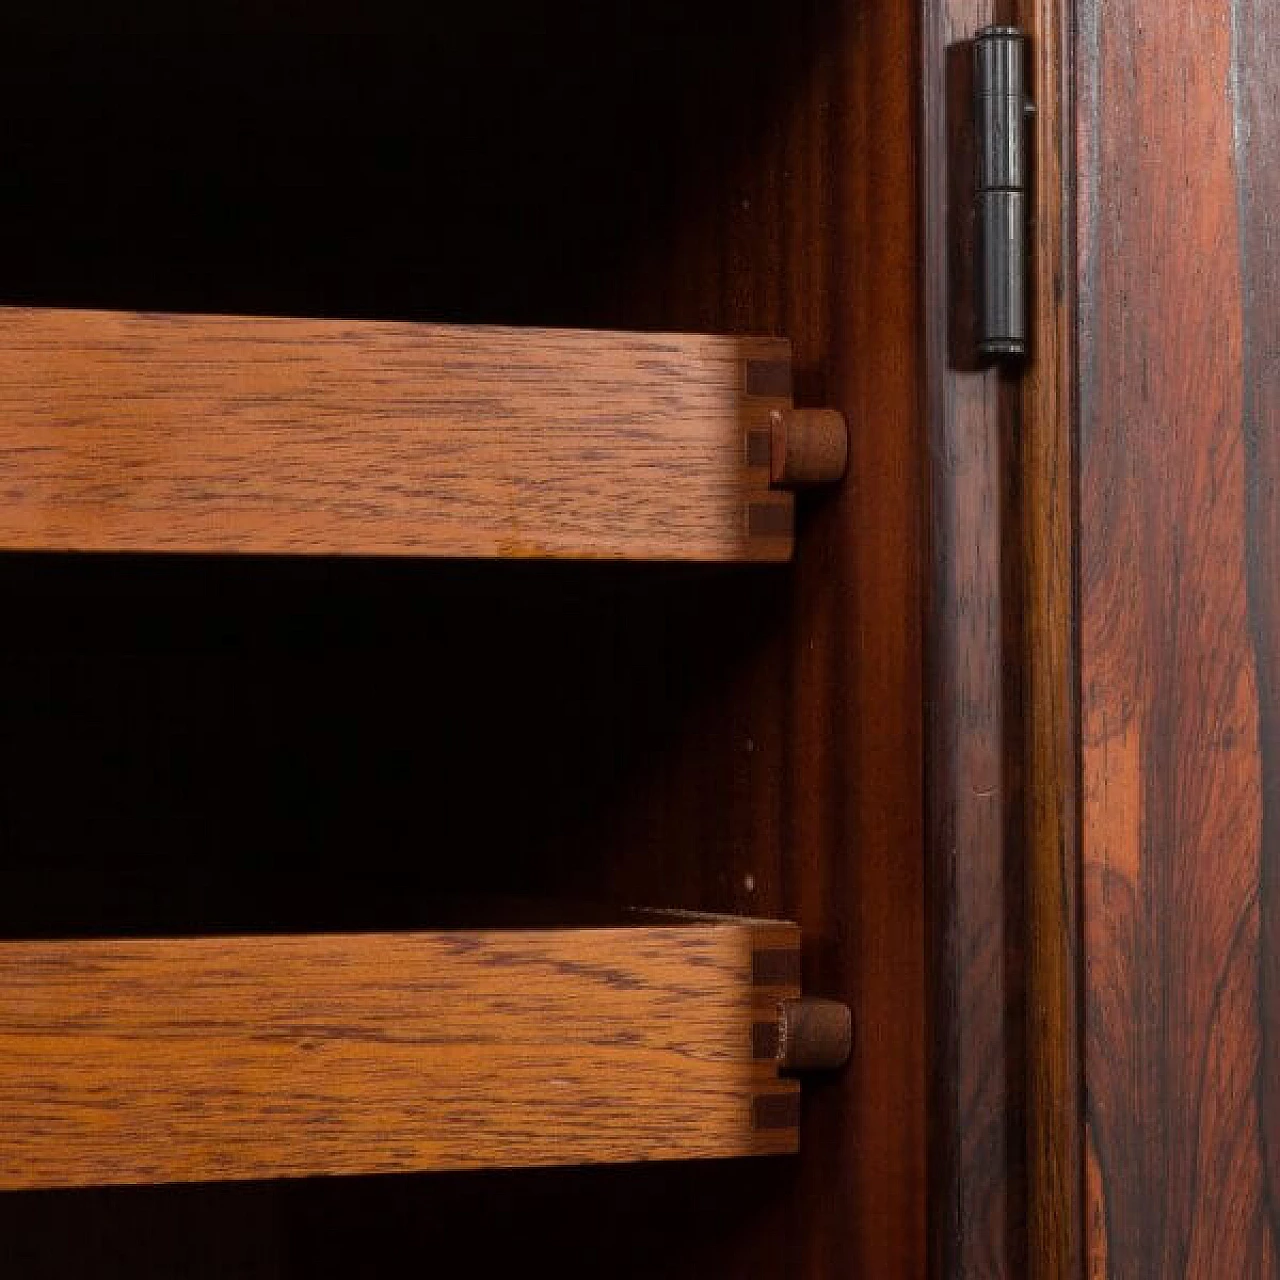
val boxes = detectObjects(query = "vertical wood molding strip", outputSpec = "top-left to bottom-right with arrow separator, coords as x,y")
0,923 -> 802,1190
0,308 -> 795,562
1020,0 -> 1084,1277
923,4 -> 1025,1278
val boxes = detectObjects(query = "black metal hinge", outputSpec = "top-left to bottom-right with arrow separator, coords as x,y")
974,25 -> 1034,361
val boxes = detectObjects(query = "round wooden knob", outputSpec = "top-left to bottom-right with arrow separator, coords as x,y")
770,409 -> 849,488
777,998 -> 853,1073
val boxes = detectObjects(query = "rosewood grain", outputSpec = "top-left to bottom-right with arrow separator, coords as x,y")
1020,0 -> 1083,1276
1078,0 -> 1280,1272
1237,0 -> 1280,1261
0,308 -> 794,562
0,923 -> 801,1190
924,3 -> 1026,1278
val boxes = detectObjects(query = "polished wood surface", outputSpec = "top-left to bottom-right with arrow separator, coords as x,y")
0,923 -> 800,1190
800,4 -> 926,1273
1237,1 -> 1280,1266
0,307 -> 793,562
591,3 -> 929,1275
923,3 -> 1025,1277
767,409 -> 848,488
1078,0 -> 1280,1271
781,2 -> 927,1273
775,998 -> 853,1073
1020,0 -> 1083,1276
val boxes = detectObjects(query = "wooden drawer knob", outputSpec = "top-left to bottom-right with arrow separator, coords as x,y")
770,408 -> 850,488
777,998 -> 853,1073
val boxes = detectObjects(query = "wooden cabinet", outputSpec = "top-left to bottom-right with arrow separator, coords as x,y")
0,12 -> 924,1278
7,2 -> 1269,1277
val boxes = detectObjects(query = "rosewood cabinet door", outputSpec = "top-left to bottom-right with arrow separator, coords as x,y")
928,0 -> 1280,1273
1072,0 -> 1280,1275
930,0 -> 1280,1277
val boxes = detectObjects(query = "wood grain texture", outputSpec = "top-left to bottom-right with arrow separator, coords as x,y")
1078,0 -> 1280,1272
809,3 -> 929,1271
768,409 -> 848,487
923,3 -> 1026,1278
0,923 -> 801,1190
1236,0 -> 1280,1263
0,307 -> 793,562
586,4 -> 930,1275
0,12 -> 928,1275
1020,0 -> 1083,1276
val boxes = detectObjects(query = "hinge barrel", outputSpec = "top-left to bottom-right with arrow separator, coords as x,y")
974,26 -> 1030,359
